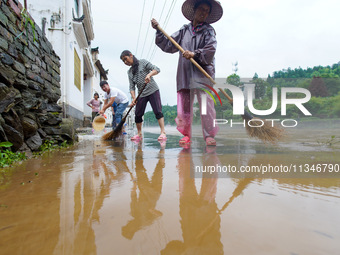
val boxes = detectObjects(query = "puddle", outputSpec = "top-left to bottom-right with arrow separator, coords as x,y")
0,125 -> 339,254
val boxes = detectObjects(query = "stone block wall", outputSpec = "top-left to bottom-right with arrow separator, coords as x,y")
0,0 -> 69,152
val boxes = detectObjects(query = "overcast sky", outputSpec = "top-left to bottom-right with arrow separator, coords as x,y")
91,0 -> 340,106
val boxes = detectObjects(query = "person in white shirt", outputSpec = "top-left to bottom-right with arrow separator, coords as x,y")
99,80 -> 129,127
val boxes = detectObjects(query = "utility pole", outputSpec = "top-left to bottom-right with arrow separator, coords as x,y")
232,61 -> 238,74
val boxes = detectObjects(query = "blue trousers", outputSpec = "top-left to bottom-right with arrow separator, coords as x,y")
114,102 -> 128,127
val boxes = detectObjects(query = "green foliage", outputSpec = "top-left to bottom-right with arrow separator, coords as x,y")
304,96 -> 338,118
0,142 -> 26,168
250,94 -> 339,119
144,105 -> 178,126
143,63 -> 340,124
317,135 -> 340,147
40,140 -> 58,151
32,140 -> 71,156
270,63 -> 340,79
309,77 -> 328,97
253,78 -> 267,99
259,62 -> 340,119
0,142 -> 13,148
15,8 -> 36,42
267,63 -> 340,99
331,95 -> 340,117
227,73 -> 242,86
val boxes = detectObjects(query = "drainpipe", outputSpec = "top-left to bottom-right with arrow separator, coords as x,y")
62,0 -> 67,118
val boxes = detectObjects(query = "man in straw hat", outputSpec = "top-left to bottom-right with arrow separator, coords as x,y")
151,0 -> 223,146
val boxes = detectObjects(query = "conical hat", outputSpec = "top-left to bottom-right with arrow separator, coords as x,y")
182,0 -> 223,24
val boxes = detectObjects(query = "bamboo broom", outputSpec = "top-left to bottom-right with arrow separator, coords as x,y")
156,24 -> 284,144
102,83 -> 148,141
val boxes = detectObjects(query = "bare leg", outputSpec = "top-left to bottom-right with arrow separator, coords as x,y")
136,123 -> 142,137
158,117 -> 165,135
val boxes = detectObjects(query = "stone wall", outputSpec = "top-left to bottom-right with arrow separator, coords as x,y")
0,0 -> 70,153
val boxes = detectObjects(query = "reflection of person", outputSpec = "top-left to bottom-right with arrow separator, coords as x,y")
87,92 -> 102,121
110,140 -> 135,180
121,145 -> 165,240
99,80 -> 129,128
120,50 -> 166,141
111,101 -> 117,127
151,0 -> 223,146
161,146 -> 223,254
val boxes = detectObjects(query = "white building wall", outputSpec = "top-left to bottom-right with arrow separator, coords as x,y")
83,77 -> 92,117
25,0 -> 97,126
92,68 -> 113,126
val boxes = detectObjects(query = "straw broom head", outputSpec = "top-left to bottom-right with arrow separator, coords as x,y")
245,117 -> 285,144
101,120 -> 125,141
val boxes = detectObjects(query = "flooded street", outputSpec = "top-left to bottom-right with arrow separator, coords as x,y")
1,123 -> 340,255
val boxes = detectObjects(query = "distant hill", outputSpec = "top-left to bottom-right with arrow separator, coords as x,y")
268,61 -> 340,79
143,62 -> 340,125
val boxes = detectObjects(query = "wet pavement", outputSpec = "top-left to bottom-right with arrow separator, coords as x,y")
1,124 -> 340,255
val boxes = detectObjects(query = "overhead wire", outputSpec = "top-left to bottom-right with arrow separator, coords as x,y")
149,0 -> 176,61
163,0 -> 177,30
145,0 -> 168,60
140,0 -> 157,58
150,0 -> 177,61
135,0 -> 146,56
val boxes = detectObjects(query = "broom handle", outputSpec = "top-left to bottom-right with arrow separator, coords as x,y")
156,25 -> 233,104
122,83 -> 148,120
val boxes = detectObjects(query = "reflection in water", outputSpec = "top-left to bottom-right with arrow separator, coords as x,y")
0,130 -> 340,255
122,141 -> 165,240
54,140 -> 115,254
162,146 -> 222,254
162,146 -> 252,255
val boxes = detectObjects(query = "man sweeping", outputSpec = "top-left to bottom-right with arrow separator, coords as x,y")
151,0 -> 223,146
99,80 -> 129,128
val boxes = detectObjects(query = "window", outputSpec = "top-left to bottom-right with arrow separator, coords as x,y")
74,49 -> 81,91
74,0 -> 79,16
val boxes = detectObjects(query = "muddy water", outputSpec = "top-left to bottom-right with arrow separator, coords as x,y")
1,125 -> 340,255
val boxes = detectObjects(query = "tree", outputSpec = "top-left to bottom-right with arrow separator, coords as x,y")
309,77 -> 329,97
227,73 -> 241,86
253,78 -> 267,99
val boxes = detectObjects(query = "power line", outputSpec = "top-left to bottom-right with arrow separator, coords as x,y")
158,0 -> 168,25
150,0 -> 176,61
140,0 -> 157,58
150,0 -> 178,61
135,0 -> 146,56
146,0 -> 168,60
163,0 -> 177,30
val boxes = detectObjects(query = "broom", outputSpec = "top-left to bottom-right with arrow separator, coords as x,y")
102,83 -> 148,141
196,178 -> 253,240
156,25 -> 284,144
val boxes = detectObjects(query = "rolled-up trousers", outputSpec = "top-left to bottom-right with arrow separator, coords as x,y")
175,89 -> 219,140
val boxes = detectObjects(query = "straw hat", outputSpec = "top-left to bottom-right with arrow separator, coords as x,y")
182,0 -> 223,24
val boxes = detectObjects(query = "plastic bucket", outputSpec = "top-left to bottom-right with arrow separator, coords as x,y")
92,115 -> 106,131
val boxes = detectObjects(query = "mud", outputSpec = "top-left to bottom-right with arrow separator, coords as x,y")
0,124 -> 339,255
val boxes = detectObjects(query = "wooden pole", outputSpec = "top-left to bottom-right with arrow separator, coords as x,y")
156,25 -> 234,104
